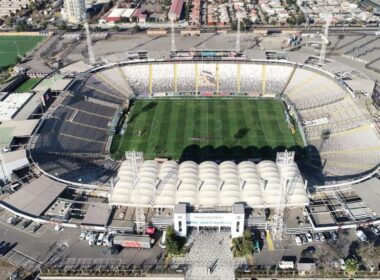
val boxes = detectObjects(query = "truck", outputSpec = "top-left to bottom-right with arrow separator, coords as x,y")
112,234 -> 154,249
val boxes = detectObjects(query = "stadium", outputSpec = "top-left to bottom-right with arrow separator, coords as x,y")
2,53 -> 380,239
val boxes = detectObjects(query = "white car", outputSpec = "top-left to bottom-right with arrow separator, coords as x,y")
370,226 -> 380,236
318,232 -> 325,242
85,231 -> 93,240
79,232 -> 86,240
356,229 -> 368,242
54,224 -> 63,231
295,236 -> 302,245
306,233 -> 313,243
338,259 -> 346,270
313,233 -> 320,242
97,232 -> 105,246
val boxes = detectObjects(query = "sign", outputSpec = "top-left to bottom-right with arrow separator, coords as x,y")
186,213 -> 238,227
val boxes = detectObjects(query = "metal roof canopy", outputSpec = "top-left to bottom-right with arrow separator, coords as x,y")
1,176 -> 67,217
82,203 -> 112,226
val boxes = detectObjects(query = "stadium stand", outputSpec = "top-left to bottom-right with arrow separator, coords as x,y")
29,60 -> 380,186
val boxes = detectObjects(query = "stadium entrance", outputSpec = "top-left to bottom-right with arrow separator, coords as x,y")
173,203 -> 245,238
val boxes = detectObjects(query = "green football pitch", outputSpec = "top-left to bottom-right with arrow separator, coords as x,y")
111,98 -> 303,161
0,36 -> 45,68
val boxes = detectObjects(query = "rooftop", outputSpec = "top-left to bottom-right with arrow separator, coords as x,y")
0,92 -> 33,122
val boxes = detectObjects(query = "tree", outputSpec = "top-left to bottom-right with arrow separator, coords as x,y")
345,258 -> 359,276
165,226 -> 186,256
357,242 -> 380,272
232,230 -> 254,257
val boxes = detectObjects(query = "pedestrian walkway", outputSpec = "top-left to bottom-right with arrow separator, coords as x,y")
265,230 -> 275,251
172,230 -> 246,280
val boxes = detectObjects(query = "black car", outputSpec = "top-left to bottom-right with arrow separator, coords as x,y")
323,232 -> 332,240
30,223 -> 42,233
302,246 -> 316,257
22,220 -> 32,229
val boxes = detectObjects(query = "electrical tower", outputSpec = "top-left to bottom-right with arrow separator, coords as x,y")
271,151 -> 296,240
83,14 -> 95,65
319,14 -> 332,65
125,151 -> 145,233
171,20 -> 176,53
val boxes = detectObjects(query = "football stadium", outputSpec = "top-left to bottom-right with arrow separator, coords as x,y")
1,54 -> 380,241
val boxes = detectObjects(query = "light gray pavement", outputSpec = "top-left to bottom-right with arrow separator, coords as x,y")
172,231 -> 245,280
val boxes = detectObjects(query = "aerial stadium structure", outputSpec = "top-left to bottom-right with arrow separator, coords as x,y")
25,58 -> 380,238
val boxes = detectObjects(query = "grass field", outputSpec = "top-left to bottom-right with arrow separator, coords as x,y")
0,36 -> 45,68
111,98 -> 303,161
15,78 -> 42,92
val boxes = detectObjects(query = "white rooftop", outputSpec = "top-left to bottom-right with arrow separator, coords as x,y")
0,93 -> 33,122
110,160 -> 309,209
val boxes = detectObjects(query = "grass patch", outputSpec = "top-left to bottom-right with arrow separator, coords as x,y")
0,36 -> 45,68
14,78 -> 42,92
111,97 -> 303,161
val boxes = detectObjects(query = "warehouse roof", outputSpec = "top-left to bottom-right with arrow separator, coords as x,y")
110,160 -> 309,208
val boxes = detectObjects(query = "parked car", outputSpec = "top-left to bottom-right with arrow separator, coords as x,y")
97,232 -> 105,246
300,234 -> 308,244
11,216 -> 22,226
356,229 -> 368,242
295,235 -> 302,245
22,220 -> 32,229
370,226 -> 380,236
79,232 -> 87,240
313,233 -> 320,242
318,232 -> 326,242
302,246 -> 316,257
7,217 -> 16,224
85,231 -> 93,240
30,223 -> 42,233
323,232 -> 331,240
338,258 -> 346,270
331,231 -> 338,241
305,233 -> 313,243
54,224 -> 63,231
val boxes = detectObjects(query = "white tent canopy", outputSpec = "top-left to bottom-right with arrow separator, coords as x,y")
110,159 -> 309,208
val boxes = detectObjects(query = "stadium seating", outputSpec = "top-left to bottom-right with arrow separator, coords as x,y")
30,61 -> 380,186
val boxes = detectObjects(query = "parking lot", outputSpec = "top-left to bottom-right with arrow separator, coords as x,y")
0,209 -> 48,237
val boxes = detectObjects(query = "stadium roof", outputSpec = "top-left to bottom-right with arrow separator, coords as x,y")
110,160 -> 309,209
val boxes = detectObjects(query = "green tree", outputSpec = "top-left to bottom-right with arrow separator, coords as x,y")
165,226 -> 186,256
357,242 -> 380,272
345,258 -> 359,276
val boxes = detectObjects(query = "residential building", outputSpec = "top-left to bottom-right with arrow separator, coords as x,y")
0,0 -> 34,18
63,0 -> 86,24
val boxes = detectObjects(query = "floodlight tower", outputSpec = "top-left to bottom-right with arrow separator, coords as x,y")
83,13 -> 95,65
271,151 -> 296,240
236,19 -> 241,53
171,20 -> 176,53
319,14 -> 332,66
125,151 -> 145,233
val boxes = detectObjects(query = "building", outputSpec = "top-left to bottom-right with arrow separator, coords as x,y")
62,0 -> 86,24
109,153 -> 309,238
0,0 -> 34,18
168,0 -> 184,21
